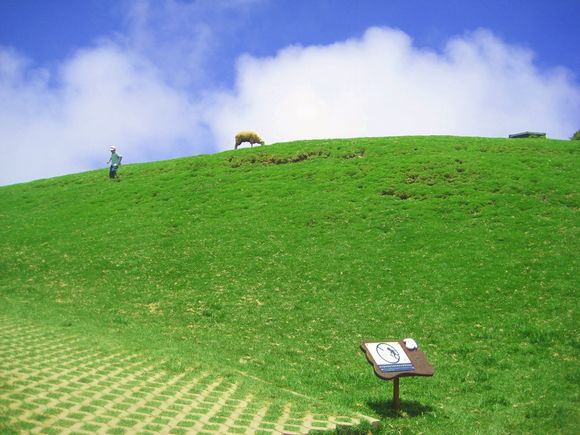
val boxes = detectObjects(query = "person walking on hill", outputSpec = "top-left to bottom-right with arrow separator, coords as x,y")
107,146 -> 123,179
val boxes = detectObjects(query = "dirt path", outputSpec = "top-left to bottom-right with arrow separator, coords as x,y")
0,315 -> 376,434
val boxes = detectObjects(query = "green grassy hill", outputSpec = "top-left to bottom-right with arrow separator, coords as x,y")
1,136 -> 578,433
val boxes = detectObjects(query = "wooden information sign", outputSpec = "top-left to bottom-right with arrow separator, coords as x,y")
361,339 -> 434,411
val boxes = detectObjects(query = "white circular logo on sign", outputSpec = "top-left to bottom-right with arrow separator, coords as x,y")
376,343 -> 400,363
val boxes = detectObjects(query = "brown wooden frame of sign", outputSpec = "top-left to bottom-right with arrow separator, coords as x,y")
361,339 -> 434,411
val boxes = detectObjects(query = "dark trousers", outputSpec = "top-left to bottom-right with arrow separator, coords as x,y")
109,165 -> 118,179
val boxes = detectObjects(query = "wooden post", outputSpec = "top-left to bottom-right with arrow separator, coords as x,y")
393,378 -> 400,411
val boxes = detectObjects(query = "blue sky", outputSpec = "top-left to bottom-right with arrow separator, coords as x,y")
1,0 -> 579,185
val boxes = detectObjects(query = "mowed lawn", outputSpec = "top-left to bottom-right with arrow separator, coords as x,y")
1,136 -> 578,433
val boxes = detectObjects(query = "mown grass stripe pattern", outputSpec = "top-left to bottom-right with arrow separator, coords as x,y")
0,315 -> 371,433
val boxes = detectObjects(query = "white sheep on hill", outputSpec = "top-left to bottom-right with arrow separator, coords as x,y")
234,131 -> 265,149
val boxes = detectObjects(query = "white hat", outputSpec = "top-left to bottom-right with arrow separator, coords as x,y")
110,146 -> 116,151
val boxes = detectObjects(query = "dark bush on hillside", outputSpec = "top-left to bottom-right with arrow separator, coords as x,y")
571,130 -> 580,140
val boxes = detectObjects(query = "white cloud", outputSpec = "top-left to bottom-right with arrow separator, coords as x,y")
0,43 -> 208,186
125,0 -> 265,90
0,0 -> 264,186
206,27 -> 580,149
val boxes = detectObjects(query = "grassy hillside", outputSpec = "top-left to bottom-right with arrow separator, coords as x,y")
1,136 -> 578,433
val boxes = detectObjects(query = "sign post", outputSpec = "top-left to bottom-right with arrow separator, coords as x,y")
361,339 -> 434,411
393,378 -> 400,411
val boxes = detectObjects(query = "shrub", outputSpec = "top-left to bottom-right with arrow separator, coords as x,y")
571,130 -> 580,140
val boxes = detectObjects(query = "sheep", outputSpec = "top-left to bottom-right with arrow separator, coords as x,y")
234,130 -> 265,149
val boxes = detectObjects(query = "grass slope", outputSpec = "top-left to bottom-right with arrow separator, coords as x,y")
1,136 -> 578,433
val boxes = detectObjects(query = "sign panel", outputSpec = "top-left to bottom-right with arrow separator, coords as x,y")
364,342 -> 415,373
